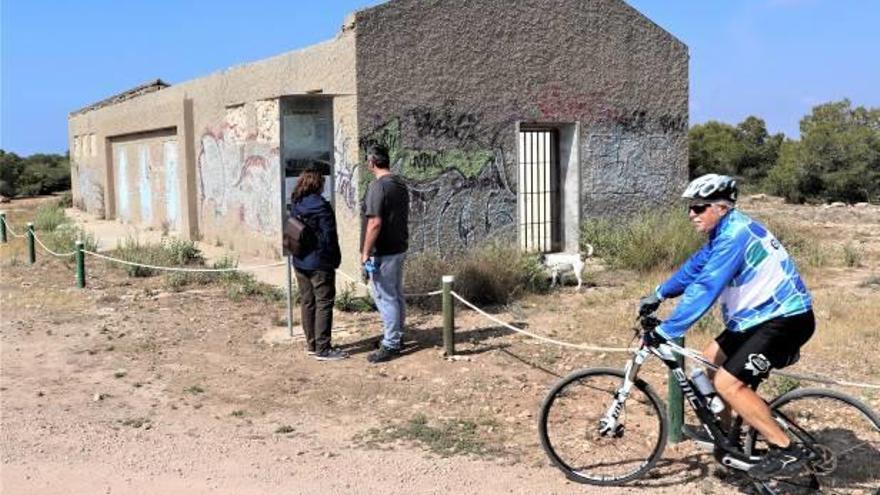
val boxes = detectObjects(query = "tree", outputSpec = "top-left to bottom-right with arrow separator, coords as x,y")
766,100 -> 880,203
688,117 -> 783,183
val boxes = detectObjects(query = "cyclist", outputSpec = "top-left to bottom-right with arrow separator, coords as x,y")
638,173 -> 816,480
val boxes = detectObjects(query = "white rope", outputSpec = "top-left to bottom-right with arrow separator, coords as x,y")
664,338 -> 880,390
451,291 -> 634,353
31,232 -> 77,258
83,250 -> 285,273
0,216 -> 27,238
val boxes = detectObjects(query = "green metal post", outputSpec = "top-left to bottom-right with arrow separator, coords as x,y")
76,241 -> 85,288
668,336 -> 685,443
27,222 -> 36,264
442,275 -> 455,356
0,212 -> 7,243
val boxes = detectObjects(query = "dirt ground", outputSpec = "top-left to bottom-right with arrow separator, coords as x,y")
1,196 -> 879,494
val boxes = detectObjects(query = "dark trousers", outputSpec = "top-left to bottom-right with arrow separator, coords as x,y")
294,268 -> 336,353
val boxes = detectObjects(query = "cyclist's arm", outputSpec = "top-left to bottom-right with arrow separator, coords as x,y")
655,231 -> 748,340
654,242 -> 712,300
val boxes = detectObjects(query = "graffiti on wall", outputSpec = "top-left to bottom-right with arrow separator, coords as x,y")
361,106 -> 517,255
115,148 -> 130,222
537,83 -> 687,134
333,126 -> 359,212
138,145 -> 153,224
75,165 -> 105,217
163,141 -> 180,231
197,127 -> 280,237
586,131 -> 677,193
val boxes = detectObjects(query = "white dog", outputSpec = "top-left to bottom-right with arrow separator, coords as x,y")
543,244 -> 594,290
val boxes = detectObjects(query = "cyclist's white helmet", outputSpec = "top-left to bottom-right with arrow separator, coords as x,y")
682,174 -> 738,203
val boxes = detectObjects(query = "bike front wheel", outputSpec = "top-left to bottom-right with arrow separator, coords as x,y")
747,388 -> 880,494
538,367 -> 668,485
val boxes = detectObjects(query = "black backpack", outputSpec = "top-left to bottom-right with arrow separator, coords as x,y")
283,215 -> 317,257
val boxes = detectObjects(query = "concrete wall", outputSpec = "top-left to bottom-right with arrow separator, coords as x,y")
69,29 -> 357,260
355,0 -> 688,256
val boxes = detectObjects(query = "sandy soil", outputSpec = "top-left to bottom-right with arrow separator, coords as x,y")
1,196 -> 878,494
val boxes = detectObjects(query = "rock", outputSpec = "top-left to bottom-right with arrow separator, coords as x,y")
748,193 -> 767,201
0,195 -> 10,203
854,202 -> 870,208
93,393 -> 106,402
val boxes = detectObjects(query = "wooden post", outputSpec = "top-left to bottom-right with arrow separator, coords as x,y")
668,336 -> 685,443
0,212 -> 7,243
286,255 -> 294,338
442,275 -> 455,356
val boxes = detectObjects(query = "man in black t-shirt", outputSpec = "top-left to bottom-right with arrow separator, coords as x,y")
361,144 -> 410,363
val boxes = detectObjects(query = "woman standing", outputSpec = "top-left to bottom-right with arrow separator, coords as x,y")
289,168 -> 347,361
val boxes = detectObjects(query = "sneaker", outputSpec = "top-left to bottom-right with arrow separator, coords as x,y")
306,348 -> 317,356
749,443 -> 813,480
367,345 -> 400,364
682,424 -> 714,449
314,348 -> 349,361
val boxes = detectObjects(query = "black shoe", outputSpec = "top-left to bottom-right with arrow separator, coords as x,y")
367,346 -> 400,364
314,348 -> 349,361
682,424 -> 714,449
749,443 -> 813,480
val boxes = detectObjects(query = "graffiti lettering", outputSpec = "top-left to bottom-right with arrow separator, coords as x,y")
408,106 -> 481,144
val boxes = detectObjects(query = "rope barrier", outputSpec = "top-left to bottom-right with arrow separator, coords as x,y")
82,250 -> 286,273
0,216 -> 27,238
664,337 -> 880,390
31,232 -> 77,258
450,291 -> 635,353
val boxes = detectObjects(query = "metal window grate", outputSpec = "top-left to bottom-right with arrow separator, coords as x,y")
518,129 -> 561,253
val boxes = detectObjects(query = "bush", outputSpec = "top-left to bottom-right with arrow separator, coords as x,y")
405,244 -> 550,309
57,191 -> 73,208
112,237 -> 204,277
335,282 -> 375,312
41,224 -> 98,255
580,208 -> 703,272
33,203 -> 70,232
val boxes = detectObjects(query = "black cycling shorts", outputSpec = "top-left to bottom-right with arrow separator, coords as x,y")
715,310 -> 815,387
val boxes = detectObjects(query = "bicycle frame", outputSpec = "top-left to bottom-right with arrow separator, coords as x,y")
601,340 -> 762,471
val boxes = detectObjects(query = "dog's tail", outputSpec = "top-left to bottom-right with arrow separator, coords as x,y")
582,243 -> 595,260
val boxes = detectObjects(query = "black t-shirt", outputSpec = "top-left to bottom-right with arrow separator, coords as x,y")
362,174 -> 410,256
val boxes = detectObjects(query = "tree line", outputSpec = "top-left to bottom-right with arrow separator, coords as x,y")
690,99 -> 880,204
0,150 -> 71,198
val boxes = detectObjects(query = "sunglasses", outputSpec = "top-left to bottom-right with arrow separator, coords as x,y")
688,203 -> 712,215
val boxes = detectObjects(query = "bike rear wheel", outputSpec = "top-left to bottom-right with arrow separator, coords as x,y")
746,388 -> 880,494
538,368 -> 667,485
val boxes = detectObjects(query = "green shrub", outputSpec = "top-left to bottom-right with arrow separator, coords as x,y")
580,209 -> 703,272
33,203 -> 70,232
41,224 -> 98,256
335,282 -> 375,312
112,237 -> 204,277
405,244 -> 550,308
57,191 -> 73,208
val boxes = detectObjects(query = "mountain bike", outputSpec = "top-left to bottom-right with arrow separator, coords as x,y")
538,314 -> 880,494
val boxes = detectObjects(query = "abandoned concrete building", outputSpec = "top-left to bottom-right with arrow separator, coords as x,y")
68,0 -> 688,278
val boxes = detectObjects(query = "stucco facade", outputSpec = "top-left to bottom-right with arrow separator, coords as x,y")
69,0 -> 687,270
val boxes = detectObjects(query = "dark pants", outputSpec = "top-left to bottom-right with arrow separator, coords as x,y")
294,269 -> 336,354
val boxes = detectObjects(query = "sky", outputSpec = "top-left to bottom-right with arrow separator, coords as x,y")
1,0 -> 878,156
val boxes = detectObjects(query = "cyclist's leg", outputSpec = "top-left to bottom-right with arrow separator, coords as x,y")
702,341 -> 734,428
715,369 -> 790,447
713,311 -> 815,449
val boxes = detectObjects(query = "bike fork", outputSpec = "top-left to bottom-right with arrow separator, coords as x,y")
599,349 -> 650,436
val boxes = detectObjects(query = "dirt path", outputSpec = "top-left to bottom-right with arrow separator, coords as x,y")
3,196 -> 879,494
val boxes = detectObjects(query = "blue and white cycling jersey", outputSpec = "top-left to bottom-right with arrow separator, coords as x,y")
654,209 -> 812,340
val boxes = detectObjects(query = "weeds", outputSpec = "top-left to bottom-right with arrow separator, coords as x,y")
580,208 -> 703,272
842,243 -> 863,268
335,282 -> 375,312
112,237 -> 203,277
41,223 -> 98,255
33,203 -> 70,232
274,425 -> 295,434
119,417 -> 152,429
405,245 -> 550,309
860,274 -> 880,288
355,414 -> 499,458
184,385 -> 204,395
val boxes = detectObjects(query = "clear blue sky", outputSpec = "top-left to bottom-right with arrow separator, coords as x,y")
2,0 -> 878,156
